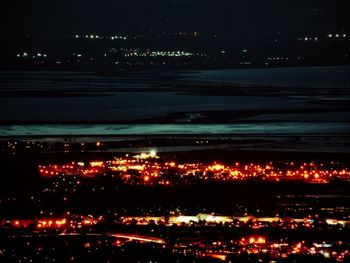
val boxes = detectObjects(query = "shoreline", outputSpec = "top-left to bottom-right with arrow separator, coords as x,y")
1,133 -> 350,155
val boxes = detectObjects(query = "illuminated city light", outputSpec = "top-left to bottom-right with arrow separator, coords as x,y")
90,161 -> 104,167
149,150 -> 157,157
38,156 -> 350,187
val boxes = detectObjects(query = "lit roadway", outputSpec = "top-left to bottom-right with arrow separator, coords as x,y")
107,233 -> 165,244
58,232 -> 165,244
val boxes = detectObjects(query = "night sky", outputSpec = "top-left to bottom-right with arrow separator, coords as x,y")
1,0 -> 348,38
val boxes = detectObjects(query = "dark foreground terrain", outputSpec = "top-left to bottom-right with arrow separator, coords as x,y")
0,137 -> 350,262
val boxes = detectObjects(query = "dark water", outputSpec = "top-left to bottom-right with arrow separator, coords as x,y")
190,66 -> 350,88
0,66 -> 349,136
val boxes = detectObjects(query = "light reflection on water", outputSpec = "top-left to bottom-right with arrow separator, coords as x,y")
1,123 -> 350,136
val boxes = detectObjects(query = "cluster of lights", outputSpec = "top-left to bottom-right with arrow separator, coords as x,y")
328,33 -> 347,38
122,50 -> 195,58
303,37 -> 318,42
16,52 -> 47,58
37,218 -> 66,228
5,215 -> 101,230
74,34 -> 127,40
267,57 -> 289,61
150,51 -> 193,57
119,214 -> 350,228
3,213 -> 350,262
111,36 -> 127,40
134,150 -> 158,159
38,155 -> 350,186
173,238 -> 350,262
